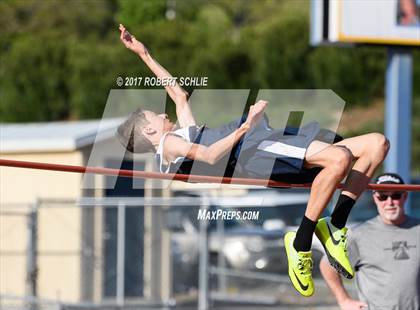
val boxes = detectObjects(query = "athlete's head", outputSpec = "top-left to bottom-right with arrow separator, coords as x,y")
373,173 -> 407,225
117,108 -> 175,153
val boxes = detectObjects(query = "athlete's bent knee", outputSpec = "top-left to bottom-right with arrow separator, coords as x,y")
329,147 -> 353,179
370,133 -> 389,162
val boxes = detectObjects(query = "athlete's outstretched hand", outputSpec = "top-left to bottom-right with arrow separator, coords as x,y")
338,298 -> 368,310
243,100 -> 268,130
119,24 -> 148,57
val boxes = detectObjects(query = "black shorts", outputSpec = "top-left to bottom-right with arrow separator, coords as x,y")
241,127 -> 343,184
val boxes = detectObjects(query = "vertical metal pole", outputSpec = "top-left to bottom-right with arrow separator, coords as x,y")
26,199 -> 38,310
116,202 -> 126,305
385,48 -> 412,213
216,215 -> 226,292
198,197 -> 209,310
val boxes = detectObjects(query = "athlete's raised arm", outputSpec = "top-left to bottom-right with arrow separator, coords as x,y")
119,24 -> 195,128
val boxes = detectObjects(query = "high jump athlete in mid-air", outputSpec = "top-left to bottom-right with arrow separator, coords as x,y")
117,24 -> 389,296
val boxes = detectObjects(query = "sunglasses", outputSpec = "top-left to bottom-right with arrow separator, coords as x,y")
375,192 -> 404,201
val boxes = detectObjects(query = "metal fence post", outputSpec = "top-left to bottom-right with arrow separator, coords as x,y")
116,202 -> 126,306
216,215 -> 227,293
198,196 -> 210,310
26,199 -> 39,310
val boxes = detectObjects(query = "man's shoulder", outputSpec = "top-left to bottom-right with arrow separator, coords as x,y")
348,217 -> 379,237
351,216 -> 379,229
349,216 -> 420,235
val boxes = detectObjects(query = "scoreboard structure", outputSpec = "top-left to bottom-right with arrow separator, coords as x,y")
311,0 -> 420,47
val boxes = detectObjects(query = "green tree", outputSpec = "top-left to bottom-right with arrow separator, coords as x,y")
0,0 -> 116,121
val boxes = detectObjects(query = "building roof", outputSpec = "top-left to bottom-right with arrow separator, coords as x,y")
0,118 -> 123,153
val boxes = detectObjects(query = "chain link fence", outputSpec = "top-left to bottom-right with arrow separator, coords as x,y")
0,195 -> 351,309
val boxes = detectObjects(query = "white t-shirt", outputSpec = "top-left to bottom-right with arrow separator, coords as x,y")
155,126 -> 196,173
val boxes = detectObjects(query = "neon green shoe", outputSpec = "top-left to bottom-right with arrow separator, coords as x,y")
284,231 -> 314,297
315,217 -> 354,279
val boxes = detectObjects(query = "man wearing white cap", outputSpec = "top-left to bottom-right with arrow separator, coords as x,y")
320,173 -> 420,310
